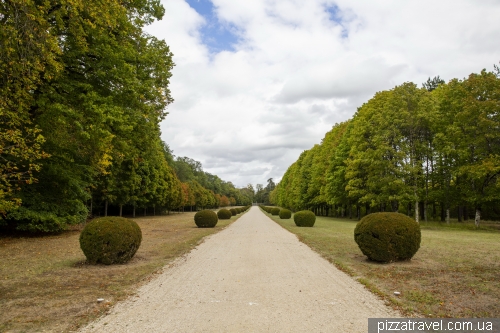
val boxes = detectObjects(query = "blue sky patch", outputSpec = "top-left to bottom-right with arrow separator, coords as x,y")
186,0 -> 240,53
325,4 -> 349,38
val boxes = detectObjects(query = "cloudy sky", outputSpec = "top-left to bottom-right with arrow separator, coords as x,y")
145,0 -> 500,188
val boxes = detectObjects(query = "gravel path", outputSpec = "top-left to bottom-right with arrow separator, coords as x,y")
79,206 -> 398,333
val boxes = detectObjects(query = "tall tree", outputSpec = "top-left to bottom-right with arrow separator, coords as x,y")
423,76 -> 445,92
436,71 -> 500,226
0,1 -> 58,217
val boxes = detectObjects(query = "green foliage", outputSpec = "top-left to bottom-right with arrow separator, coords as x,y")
422,76 -> 445,91
229,208 -> 237,216
194,210 -> 218,228
172,157 -> 251,207
354,212 -> 421,262
79,217 -> 142,265
217,209 -> 232,219
0,0 -> 252,233
294,210 -> 316,227
0,0 -> 56,216
279,209 -> 292,219
273,66 -> 500,224
254,179 -> 275,204
271,208 -> 280,215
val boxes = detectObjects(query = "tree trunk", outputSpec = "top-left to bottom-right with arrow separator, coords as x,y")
349,204 -> 352,219
446,209 -> 450,224
464,206 -> 468,221
420,202 -> 425,222
119,204 -> 123,217
105,200 -> 108,217
407,202 -> 412,217
144,207 -> 146,216
153,205 -> 156,216
458,206 -> 463,222
133,205 -> 136,218
440,204 -> 445,222
424,202 -> 427,222
356,205 -> 360,220
475,208 -> 481,227
365,203 -> 370,216
415,200 -> 419,223
425,154 -> 429,222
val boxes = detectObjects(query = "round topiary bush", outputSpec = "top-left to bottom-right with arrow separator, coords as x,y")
194,210 -> 218,228
294,210 -> 316,227
279,209 -> 292,219
354,212 -> 421,263
230,208 -> 237,216
217,209 -> 232,220
235,208 -> 241,214
79,217 -> 142,265
271,207 -> 280,215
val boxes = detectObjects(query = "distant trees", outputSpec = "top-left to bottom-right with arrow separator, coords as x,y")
254,178 -> 275,204
168,156 -> 252,209
273,67 -> 500,226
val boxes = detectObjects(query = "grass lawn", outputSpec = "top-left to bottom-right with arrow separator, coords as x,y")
0,211 -> 241,332
266,210 -> 500,318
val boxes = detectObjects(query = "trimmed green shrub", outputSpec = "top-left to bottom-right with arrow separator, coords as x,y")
293,210 -> 316,227
279,209 -> 292,219
235,208 -> 241,214
217,209 -> 232,220
79,217 -> 142,265
271,207 -> 280,215
194,210 -> 218,228
229,208 -> 237,216
354,212 -> 421,263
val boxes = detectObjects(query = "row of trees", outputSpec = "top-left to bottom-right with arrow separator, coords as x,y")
0,0 -> 249,232
166,153 -> 254,212
272,67 -> 500,226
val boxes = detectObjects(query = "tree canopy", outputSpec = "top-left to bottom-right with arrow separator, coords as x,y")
0,0 -> 249,232
272,67 -> 500,226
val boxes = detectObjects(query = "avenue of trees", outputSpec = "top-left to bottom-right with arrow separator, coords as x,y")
272,67 -> 500,227
0,0 -> 250,233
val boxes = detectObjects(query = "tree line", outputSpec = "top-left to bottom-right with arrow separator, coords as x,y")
271,67 -> 500,226
0,0 -> 249,233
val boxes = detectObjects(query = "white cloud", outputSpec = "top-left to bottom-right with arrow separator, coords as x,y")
145,0 -> 500,188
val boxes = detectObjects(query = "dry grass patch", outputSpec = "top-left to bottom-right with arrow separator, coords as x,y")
0,212 -> 239,332
271,215 -> 500,318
